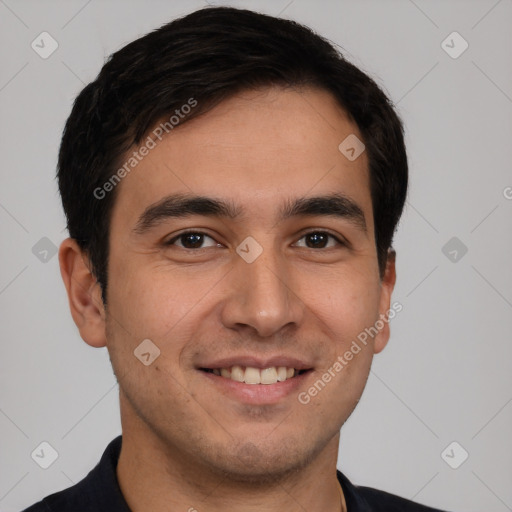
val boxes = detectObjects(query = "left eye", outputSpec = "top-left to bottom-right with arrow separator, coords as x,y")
165,231 -> 343,250
294,232 -> 342,249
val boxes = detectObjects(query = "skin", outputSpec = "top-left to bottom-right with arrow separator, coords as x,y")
59,86 -> 396,512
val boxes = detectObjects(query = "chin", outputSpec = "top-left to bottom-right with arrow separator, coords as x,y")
199,435 -> 319,485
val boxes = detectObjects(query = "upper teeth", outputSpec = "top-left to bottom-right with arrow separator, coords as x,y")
211,366 -> 296,384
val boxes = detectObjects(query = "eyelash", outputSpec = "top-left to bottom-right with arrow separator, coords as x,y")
164,229 -> 346,250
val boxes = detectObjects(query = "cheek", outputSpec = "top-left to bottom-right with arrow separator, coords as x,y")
108,260 -> 213,339
307,267 -> 382,342
105,260 -> 225,384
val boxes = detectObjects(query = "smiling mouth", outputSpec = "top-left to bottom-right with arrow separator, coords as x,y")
199,366 -> 311,385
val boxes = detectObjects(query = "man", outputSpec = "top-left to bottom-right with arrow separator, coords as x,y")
23,6 -> 450,512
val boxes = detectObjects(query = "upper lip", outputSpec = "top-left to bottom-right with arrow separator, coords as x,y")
198,356 -> 313,371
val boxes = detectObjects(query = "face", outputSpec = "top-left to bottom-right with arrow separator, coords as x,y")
81,87 -> 395,481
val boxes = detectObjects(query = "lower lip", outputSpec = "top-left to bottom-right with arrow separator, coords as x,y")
198,370 -> 312,405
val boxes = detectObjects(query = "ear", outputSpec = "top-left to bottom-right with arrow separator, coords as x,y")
373,248 -> 397,354
58,238 -> 107,348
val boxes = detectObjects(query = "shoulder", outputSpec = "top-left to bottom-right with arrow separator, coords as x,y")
337,470 -> 451,512
358,485 -> 450,511
19,436 -> 128,512
19,483 -> 94,512
19,473 -> 100,512
20,503 -> 51,512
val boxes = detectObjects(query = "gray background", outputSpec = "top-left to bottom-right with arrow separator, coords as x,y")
1,0 -> 511,511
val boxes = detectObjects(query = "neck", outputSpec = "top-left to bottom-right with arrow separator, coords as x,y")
116,403 -> 346,512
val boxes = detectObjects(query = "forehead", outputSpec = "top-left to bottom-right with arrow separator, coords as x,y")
110,86 -> 372,232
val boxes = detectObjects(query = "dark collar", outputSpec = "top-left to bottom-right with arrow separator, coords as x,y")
98,436 -> 371,511
33,436 -> 446,512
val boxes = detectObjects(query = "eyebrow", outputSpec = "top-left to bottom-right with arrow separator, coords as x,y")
132,192 -> 367,235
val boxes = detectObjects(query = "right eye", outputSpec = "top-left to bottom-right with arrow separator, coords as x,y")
165,231 -> 221,250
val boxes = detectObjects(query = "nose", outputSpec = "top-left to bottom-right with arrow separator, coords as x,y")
219,244 -> 304,338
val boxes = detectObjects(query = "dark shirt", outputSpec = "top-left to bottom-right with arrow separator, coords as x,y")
22,436 -> 450,511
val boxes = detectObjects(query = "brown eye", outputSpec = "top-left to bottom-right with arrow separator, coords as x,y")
166,232 -> 219,249
295,231 -> 343,249
305,232 -> 328,248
